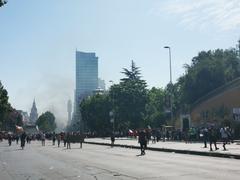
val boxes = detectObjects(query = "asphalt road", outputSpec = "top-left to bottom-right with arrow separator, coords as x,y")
0,140 -> 240,180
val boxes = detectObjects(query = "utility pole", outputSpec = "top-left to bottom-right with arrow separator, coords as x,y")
164,46 -> 173,123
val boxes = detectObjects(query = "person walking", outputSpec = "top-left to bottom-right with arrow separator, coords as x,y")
57,134 -> 61,147
202,127 -> 208,148
16,135 -> 19,144
8,133 -> 12,146
80,133 -> 84,149
20,131 -> 27,150
66,132 -> 71,149
110,133 -> 115,148
138,130 -> 147,155
220,127 -> 228,151
63,133 -> 67,147
209,127 -> 219,151
41,133 -> 45,146
52,132 -> 56,146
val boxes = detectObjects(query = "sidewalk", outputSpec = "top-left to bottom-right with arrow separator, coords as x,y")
85,137 -> 240,159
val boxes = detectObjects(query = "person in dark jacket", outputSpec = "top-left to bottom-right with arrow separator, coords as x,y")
20,131 -> 27,150
209,127 -> 219,151
202,127 -> 208,148
66,132 -> 71,149
16,135 -> 19,144
80,133 -> 85,148
111,133 -> 115,148
138,130 -> 147,155
8,133 -> 12,146
52,132 -> 56,145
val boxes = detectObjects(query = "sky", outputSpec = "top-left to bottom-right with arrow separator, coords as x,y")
0,0 -> 240,125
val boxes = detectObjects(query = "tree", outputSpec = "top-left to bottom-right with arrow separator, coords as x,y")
80,94 -> 112,135
177,48 -> 240,105
0,0 -> 7,7
36,111 -> 56,132
0,81 -> 11,130
109,61 -> 148,129
144,87 -> 166,127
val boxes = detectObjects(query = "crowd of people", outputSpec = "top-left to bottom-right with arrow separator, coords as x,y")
0,125 -> 236,155
0,131 -> 85,150
128,126 -> 235,154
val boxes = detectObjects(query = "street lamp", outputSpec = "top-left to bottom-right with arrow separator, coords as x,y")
109,80 -> 115,134
164,46 -> 173,123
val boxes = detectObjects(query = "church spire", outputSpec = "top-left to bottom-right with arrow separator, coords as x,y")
29,99 -> 38,125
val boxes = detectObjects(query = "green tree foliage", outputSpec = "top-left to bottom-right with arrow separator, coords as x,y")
4,108 -> 23,131
80,94 -> 111,135
0,81 -> 11,130
144,87 -> 166,127
177,49 -> 240,105
109,61 -> 148,129
36,111 -> 56,132
0,81 -> 22,131
0,0 -> 7,7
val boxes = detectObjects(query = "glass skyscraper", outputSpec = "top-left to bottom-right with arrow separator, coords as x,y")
74,51 -> 98,110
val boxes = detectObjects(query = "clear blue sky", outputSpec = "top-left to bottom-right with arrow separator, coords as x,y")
0,0 -> 239,124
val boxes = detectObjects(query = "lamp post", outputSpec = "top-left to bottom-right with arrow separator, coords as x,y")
164,46 -> 173,123
109,80 -> 115,134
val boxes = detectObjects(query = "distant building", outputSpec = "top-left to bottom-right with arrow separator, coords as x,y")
17,110 -> 29,125
72,51 -> 98,130
190,77 -> 240,133
93,87 -> 105,95
98,78 -> 106,91
29,99 -> 38,125
74,51 -> 98,109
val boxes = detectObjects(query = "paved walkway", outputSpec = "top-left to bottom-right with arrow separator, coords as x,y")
85,137 -> 240,158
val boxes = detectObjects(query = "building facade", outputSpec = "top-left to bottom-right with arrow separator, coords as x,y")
191,78 -> 240,128
29,99 -> 38,125
75,51 -> 98,109
98,78 -> 106,91
72,51 -> 98,130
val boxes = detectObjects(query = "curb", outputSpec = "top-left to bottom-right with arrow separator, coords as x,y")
84,141 -> 240,160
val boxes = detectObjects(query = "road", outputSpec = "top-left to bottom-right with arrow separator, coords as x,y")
0,140 -> 240,180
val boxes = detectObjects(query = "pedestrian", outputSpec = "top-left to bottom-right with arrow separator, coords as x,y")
26,135 -> 31,144
110,133 -> 115,148
8,133 -> 12,146
52,132 -> 56,145
57,134 -> 61,147
80,133 -> 84,148
209,127 -> 219,151
41,133 -> 45,146
138,130 -> 147,155
66,132 -> 71,149
220,127 -> 228,151
202,127 -> 208,148
0,131 -> 3,142
16,135 -> 19,144
63,133 -> 67,147
20,131 -> 27,150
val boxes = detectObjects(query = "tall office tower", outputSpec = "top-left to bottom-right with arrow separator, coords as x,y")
67,99 -> 72,125
73,51 -> 98,130
29,99 -> 38,125
75,51 -> 98,107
